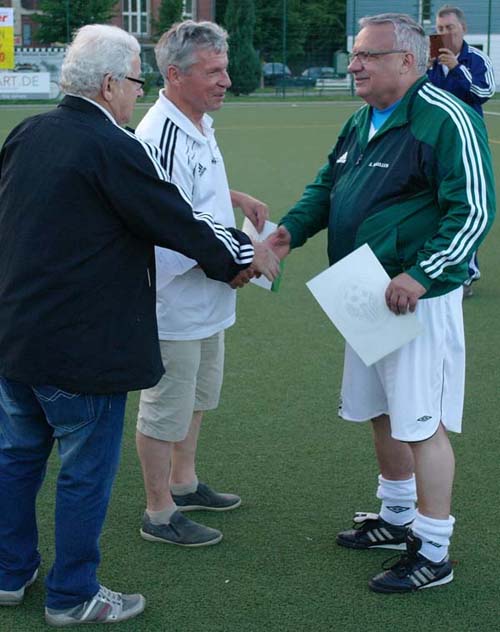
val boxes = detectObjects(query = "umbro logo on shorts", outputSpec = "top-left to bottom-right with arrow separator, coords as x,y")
417,415 -> 432,422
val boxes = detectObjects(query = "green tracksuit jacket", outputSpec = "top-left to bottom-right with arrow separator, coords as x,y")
280,77 -> 495,298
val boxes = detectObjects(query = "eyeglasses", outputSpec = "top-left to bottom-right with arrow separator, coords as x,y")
125,76 -> 145,88
348,50 -> 408,64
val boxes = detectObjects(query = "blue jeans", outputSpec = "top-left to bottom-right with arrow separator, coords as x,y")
0,377 -> 127,609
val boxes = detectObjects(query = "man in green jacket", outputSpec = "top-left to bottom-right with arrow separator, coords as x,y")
269,13 -> 495,593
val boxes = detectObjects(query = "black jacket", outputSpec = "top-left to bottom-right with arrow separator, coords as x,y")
0,96 -> 252,393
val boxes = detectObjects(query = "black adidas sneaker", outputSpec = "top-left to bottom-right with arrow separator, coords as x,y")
369,530 -> 454,593
336,512 -> 409,550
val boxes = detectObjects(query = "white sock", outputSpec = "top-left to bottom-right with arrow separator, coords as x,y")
411,510 -> 455,562
377,474 -> 417,526
147,504 -> 177,525
171,476 -> 198,496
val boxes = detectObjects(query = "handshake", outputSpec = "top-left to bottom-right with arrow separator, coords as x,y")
230,226 -> 292,289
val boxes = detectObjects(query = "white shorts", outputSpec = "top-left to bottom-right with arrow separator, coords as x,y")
137,331 -> 224,442
339,287 -> 465,442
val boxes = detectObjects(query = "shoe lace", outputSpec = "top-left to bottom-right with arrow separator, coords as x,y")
381,551 -> 418,576
97,586 -> 122,607
78,586 -> 122,622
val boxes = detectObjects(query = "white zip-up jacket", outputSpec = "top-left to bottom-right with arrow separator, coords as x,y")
136,92 -> 237,340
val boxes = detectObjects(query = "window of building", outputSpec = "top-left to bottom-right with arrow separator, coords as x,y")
419,0 -> 432,24
123,0 -> 150,36
22,22 -> 32,46
183,0 -> 195,19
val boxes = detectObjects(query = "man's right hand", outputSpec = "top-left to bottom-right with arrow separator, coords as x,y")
438,48 -> 459,70
250,240 -> 281,281
265,225 -> 291,260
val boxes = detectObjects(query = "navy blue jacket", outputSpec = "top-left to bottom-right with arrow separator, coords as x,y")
427,40 -> 495,116
0,96 -> 253,393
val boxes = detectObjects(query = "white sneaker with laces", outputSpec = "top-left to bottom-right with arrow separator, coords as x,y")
44,585 -> 145,626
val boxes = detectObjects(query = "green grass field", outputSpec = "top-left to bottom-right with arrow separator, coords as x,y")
0,99 -> 500,631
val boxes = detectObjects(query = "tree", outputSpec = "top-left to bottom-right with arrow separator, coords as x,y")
35,0 -> 116,45
215,0 -> 229,24
225,0 -> 261,96
302,0 -> 346,60
249,0 -> 346,71
156,0 -> 183,35
254,0 -> 306,67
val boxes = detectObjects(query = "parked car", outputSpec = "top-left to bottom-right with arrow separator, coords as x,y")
14,63 -> 40,73
262,62 -> 292,86
301,66 -> 335,81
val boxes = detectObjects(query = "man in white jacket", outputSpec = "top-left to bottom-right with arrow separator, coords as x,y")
135,20 -> 268,546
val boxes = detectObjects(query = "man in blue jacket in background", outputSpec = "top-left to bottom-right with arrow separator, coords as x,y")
427,4 -> 496,295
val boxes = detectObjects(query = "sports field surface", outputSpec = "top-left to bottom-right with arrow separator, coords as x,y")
0,99 -> 499,631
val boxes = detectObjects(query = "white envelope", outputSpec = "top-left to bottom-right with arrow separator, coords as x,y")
306,244 -> 423,366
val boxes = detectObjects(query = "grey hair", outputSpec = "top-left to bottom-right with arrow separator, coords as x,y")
359,13 -> 429,75
155,20 -> 228,77
60,24 -> 140,97
437,5 -> 467,28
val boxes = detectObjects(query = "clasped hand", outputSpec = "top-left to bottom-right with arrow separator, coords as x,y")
229,220 -> 290,290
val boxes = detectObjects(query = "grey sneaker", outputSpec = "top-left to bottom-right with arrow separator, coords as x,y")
44,585 -> 145,626
172,482 -> 241,512
0,568 -> 39,606
140,509 -> 222,547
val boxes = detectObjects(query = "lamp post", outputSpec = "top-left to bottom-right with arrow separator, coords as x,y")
487,0 -> 492,56
351,0 -> 357,50
282,0 -> 287,99
350,0 -> 356,96
65,0 -> 70,44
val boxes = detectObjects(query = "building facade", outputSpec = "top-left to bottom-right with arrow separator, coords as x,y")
111,0 -> 215,43
6,0 -> 41,46
5,0 -> 216,47
346,0 -> 499,88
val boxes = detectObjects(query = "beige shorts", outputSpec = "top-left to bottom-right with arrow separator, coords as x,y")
137,331 -> 224,442
339,287 -> 465,442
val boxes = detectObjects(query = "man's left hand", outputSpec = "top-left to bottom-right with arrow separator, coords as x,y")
231,190 -> 269,233
438,48 -> 459,70
385,273 -> 426,315
229,268 -> 254,289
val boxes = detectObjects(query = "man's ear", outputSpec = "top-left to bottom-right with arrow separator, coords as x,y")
166,64 -> 182,86
101,73 -> 114,103
401,51 -> 415,74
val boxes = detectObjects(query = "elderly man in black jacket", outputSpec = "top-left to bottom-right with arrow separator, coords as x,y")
0,24 -> 278,627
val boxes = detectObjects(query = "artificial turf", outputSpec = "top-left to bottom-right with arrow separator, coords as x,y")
0,99 -> 499,631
